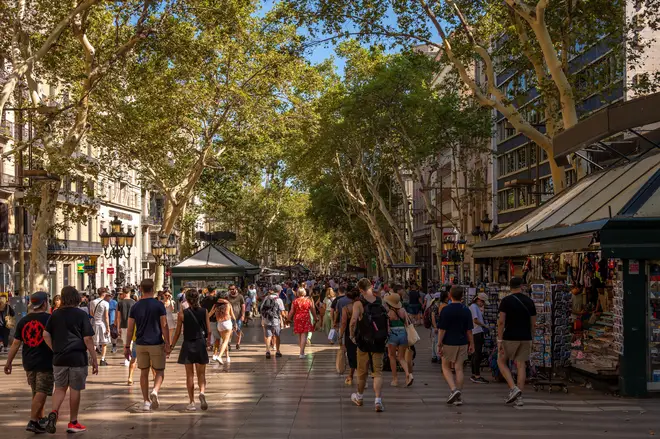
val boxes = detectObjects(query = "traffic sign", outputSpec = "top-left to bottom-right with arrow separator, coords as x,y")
107,267 -> 115,275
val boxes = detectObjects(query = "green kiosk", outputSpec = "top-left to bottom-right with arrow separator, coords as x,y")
171,244 -> 260,295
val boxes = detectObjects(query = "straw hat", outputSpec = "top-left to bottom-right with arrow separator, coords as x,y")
384,293 -> 403,309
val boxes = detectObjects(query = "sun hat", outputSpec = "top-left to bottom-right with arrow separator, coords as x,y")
384,293 -> 403,309
476,292 -> 490,305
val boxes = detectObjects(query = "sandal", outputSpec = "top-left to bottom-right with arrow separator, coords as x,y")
406,374 -> 414,387
345,377 -> 353,385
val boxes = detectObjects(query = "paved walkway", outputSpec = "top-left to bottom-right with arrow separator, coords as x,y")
1,324 -> 659,438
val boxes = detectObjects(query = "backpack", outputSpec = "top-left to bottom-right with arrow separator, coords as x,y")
261,296 -> 280,324
355,297 -> 388,353
423,301 -> 436,329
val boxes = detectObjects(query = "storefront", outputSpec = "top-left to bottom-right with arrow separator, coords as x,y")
474,152 -> 660,396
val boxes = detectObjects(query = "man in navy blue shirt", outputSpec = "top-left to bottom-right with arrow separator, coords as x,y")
125,279 -> 170,412
437,286 -> 474,406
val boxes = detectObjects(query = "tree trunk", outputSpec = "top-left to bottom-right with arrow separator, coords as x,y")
393,167 -> 415,261
29,181 -> 59,292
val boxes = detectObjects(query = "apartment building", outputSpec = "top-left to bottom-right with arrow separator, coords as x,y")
494,2 -> 660,227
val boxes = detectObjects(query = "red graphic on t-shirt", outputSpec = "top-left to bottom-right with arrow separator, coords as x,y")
22,320 -> 45,348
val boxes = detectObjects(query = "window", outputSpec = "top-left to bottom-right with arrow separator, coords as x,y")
517,187 -> 529,207
566,169 -> 578,187
63,264 -> 70,287
497,156 -> 505,177
541,177 -> 554,201
516,148 -> 527,169
506,189 -> 515,210
506,153 -> 515,174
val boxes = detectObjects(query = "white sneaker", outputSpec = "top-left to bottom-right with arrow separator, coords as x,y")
217,357 -> 224,365
299,354 -> 305,359
514,396 -> 524,407
139,401 -> 152,412
186,402 -> 196,411
149,391 -> 160,409
225,355 -> 231,364
212,354 -> 218,362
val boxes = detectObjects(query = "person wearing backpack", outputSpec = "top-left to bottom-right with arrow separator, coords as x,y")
349,278 -> 388,412
261,287 -> 285,359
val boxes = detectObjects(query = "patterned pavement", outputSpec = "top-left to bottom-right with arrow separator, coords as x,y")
1,324 -> 659,438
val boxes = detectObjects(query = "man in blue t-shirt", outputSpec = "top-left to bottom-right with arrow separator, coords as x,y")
437,286 -> 474,406
125,279 -> 170,412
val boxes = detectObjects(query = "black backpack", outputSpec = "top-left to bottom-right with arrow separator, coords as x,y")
355,297 -> 388,353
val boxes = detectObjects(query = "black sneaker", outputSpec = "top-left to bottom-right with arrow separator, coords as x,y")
100,359 -> 108,366
446,389 -> 461,404
26,420 -> 46,434
266,351 -> 271,359
45,411 -> 58,434
275,352 -> 282,358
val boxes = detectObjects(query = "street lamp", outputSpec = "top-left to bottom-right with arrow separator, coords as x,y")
152,232 -> 178,290
99,216 -> 134,289
471,211 -> 500,242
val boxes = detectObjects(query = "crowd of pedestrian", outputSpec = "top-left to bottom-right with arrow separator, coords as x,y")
2,274 -> 535,434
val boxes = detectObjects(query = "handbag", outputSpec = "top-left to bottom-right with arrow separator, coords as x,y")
5,314 -> 15,329
110,325 -> 119,340
405,315 -> 420,346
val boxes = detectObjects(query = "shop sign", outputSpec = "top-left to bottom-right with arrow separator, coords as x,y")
107,267 -> 115,275
84,255 -> 97,274
109,210 -> 133,221
629,260 -> 640,275
76,263 -> 85,273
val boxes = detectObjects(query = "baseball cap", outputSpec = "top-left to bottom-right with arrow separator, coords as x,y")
274,285 -> 283,292
477,292 -> 490,305
30,291 -> 49,309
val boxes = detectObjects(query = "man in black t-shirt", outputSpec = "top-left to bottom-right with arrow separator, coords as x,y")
201,288 -> 221,360
497,277 -> 537,406
43,286 -> 98,434
4,292 -> 54,433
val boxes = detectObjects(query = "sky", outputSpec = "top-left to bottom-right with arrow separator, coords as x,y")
256,0 -> 401,75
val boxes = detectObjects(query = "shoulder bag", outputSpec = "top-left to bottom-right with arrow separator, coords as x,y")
404,312 -> 420,346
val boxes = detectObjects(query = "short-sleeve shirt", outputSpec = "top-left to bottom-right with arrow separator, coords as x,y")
117,298 -> 135,329
108,299 -> 118,325
335,296 -> 353,325
469,303 -> 485,335
14,312 -> 53,372
227,294 -> 245,319
201,294 -> 218,322
90,298 -> 108,325
129,298 -> 166,346
408,290 -> 421,305
438,303 -> 474,346
499,293 -> 537,341
45,307 -> 95,367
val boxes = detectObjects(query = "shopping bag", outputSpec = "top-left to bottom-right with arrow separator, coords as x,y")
336,346 -> 346,374
328,328 -> 337,343
405,317 -> 420,346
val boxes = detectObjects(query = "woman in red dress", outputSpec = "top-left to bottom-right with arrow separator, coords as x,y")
288,287 -> 318,358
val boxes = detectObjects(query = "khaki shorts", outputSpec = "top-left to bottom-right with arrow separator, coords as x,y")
501,340 -> 532,362
27,370 -> 54,396
357,349 -> 383,379
442,345 -> 468,364
136,344 -> 166,370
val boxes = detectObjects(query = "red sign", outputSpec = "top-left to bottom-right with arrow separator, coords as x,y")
165,271 -> 171,277
107,267 -> 115,275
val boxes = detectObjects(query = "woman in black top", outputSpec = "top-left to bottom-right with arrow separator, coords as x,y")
0,295 -> 15,353
171,289 -> 211,412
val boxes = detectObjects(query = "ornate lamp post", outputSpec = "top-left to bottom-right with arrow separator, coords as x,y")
99,216 -> 135,289
152,233 -> 178,290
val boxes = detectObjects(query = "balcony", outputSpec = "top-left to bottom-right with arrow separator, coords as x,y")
0,232 -> 32,251
47,238 -> 102,255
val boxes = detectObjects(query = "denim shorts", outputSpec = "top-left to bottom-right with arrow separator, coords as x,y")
388,327 -> 408,346
407,304 -> 422,315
